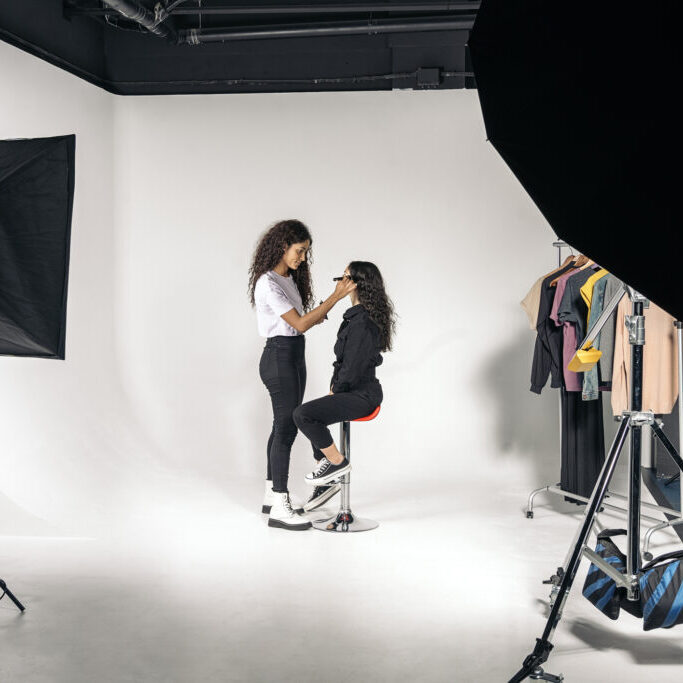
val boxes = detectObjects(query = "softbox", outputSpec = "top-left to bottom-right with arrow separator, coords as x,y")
0,134 -> 75,358
469,1 -> 680,320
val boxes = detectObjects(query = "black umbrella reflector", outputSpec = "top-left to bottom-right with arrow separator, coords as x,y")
0,135 -> 75,359
469,1 -> 680,320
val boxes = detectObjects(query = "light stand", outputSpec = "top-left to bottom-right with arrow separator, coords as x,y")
0,579 -> 25,612
509,286 -> 683,682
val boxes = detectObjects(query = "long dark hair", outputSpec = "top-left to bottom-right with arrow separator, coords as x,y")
348,261 -> 396,352
248,219 -> 314,312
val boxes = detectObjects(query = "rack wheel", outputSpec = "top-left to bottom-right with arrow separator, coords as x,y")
643,551 -> 653,562
526,511 -> 534,519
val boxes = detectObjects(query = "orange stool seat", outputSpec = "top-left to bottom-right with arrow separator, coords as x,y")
353,405 -> 381,422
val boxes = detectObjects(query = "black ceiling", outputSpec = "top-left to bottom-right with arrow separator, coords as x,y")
0,0 -> 479,95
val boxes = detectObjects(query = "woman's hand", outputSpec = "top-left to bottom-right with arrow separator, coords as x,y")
334,276 -> 356,300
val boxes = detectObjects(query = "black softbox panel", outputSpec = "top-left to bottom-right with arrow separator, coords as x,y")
0,134 -> 75,358
469,1 -> 680,320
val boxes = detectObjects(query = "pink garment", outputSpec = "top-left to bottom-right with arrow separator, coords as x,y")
549,270 -> 583,391
561,324 -> 582,391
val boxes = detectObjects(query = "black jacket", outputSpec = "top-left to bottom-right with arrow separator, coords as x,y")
530,264 -> 574,394
330,304 -> 383,393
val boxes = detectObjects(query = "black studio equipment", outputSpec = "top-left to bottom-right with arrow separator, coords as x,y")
0,133 -> 76,611
470,2 -> 681,680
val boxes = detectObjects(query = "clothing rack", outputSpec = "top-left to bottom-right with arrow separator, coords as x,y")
525,240 -> 683,557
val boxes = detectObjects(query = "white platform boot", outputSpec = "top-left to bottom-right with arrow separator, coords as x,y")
262,481 -> 303,514
268,492 -> 311,531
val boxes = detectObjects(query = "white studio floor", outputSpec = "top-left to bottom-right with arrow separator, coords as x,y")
2,466 -> 683,683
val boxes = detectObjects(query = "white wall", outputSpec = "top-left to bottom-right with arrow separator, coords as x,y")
1,42 -> 564,538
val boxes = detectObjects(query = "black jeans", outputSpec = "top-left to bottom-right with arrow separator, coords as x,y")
293,382 -> 383,452
259,335 -> 322,493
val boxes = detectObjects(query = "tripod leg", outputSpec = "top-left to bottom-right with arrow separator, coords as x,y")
0,579 -> 26,612
509,416 -> 632,683
626,421 -> 642,597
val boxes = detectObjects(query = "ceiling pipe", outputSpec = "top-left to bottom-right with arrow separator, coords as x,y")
99,0 -> 176,39
71,3 -> 481,16
178,14 -> 476,44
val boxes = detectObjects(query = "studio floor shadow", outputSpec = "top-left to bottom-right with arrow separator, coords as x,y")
1,475 -> 682,682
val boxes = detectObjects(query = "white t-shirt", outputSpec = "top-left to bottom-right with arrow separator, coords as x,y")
254,271 -> 304,338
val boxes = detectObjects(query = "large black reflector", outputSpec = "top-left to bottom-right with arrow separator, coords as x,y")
0,134 -> 75,358
469,1 -> 680,320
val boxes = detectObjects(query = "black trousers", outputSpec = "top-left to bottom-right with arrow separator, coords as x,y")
293,382 -> 383,452
259,335 -> 322,493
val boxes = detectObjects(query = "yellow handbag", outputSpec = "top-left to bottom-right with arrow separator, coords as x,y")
568,347 -> 602,372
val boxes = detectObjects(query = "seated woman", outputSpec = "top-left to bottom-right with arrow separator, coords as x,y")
293,261 -> 396,508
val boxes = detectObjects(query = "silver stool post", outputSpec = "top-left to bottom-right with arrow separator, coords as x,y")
312,420 -> 379,533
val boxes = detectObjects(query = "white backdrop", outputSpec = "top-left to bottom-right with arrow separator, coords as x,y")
1,41 -> 565,539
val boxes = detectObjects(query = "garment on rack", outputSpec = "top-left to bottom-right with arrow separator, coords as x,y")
561,387 -> 605,499
521,262 -> 568,330
558,267 -> 597,344
611,296 -> 679,415
598,274 -> 623,389
526,255 -> 605,501
549,268 -> 585,391
579,269 -> 609,400
582,273 -> 609,400
530,263 -> 576,393
580,268 -> 609,320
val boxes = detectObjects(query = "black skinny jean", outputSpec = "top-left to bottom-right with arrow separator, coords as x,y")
259,335 -> 322,493
293,382 -> 382,453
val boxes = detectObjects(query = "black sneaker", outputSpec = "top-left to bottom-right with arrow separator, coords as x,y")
304,457 -> 351,486
303,483 -> 341,512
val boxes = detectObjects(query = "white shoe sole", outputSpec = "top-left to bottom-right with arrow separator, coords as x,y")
267,517 -> 311,531
305,464 -> 351,486
302,484 -> 341,512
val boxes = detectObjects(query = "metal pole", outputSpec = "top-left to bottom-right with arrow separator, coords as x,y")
179,15 -> 475,43
340,421 -> 351,514
677,322 -> 683,474
626,299 -> 644,599
556,242 -> 564,487
70,2 -> 483,16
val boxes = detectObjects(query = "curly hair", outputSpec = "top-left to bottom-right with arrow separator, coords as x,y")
248,219 -> 314,312
348,261 -> 397,352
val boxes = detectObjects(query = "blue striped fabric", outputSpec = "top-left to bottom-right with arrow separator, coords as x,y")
584,575 -> 613,599
642,561 -> 680,622
595,584 -> 617,612
662,566 -> 683,628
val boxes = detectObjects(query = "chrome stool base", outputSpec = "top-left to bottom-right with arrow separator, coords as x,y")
312,415 -> 379,534
312,511 -> 379,533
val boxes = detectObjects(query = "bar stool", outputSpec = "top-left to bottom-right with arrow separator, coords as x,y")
312,405 -> 381,533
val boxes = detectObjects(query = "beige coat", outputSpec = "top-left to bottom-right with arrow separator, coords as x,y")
611,296 -> 679,415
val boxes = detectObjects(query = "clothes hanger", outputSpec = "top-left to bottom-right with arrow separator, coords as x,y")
549,255 -> 579,287
549,253 -> 594,286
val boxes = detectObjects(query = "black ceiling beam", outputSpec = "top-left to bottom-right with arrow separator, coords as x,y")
2,0 -> 476,95
179,14 -> 475,43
